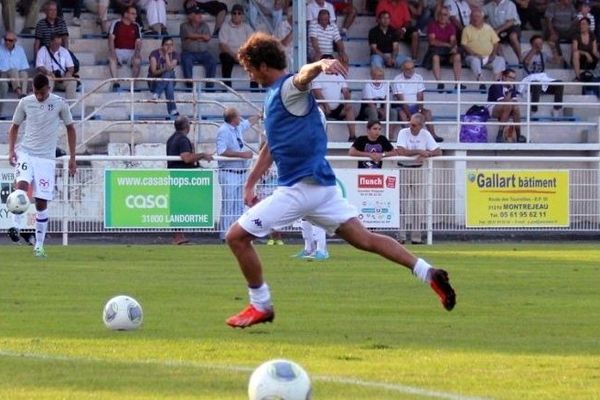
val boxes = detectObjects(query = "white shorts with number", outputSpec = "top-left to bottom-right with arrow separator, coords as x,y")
238,181 -> 358,237
15,152 -> 56,201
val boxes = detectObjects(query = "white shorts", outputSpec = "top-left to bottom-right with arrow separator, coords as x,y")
238,181 -> 357,237
14,152 -> 56,201
115,49 -> 135,66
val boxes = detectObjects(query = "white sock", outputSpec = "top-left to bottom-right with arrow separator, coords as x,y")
313,225 -> 327,253
12,213 -> 24,230
413,258 -> 433,283
35,209 -> 49,248
300,220 -> 314,253
248,283 -> 272,311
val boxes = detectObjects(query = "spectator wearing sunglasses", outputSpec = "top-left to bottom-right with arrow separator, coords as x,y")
218,4 -> 256,88
0,32 -> 30,113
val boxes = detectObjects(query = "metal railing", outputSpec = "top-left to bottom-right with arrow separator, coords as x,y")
2,77 -> 600,147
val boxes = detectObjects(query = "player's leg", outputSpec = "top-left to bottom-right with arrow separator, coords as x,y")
311,185 -> 456,310
312,224 -> 328,260
335,218 -> 455,310
295,219 -> 314,257
8,153 -> 33,242
226,186 -> 308,328
30,156 -> 56,257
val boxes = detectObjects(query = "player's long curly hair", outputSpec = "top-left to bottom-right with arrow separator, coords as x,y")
238,32 -> 287,71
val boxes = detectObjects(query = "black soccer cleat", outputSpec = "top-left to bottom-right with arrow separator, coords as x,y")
20,231 -> 35,246
430,269 -> 456,311
7,227 -> 20,243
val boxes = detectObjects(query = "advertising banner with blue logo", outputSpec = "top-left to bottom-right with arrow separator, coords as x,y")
0,167 -> 36,230
334,169 -> 400,228
104,169 -> 214,228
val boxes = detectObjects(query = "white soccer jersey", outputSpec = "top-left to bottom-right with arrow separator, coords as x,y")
12,93 -> 74,160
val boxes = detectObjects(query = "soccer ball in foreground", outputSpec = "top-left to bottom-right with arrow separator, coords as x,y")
102,295 -> 143,331
6,189 -> 30,214
248,359 -> 312,400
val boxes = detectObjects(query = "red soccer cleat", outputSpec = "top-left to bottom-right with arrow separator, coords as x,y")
430,269 -> 456,311
226,304 -> 275,328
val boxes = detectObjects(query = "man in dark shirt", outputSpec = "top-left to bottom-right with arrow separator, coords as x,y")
487,68 -> 524,142
348,120 -> 395,168
33,0 -> 69,62
368,11 -> 409,69
166,116 -> 213,243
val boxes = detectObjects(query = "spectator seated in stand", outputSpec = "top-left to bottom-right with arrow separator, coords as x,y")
488,68 -> 525,143
184,0 -> 228,37
180,5 -> 217,90
483,0 -> 523,63
218,4 -> 256,88
357,67 -> 399,136
108,5 -> 142,92
368,10 -> 410,69
34,0 -> 70,63
376,0 -> 419,60
311,56 -> 357,141
544,0 -> 577,67
148,36 -> 180,118
392,59 -> 444,142
309,9 -> 348,64
0,32 -> 30,107
520,34 -> 564,117
423,6 -> 462,92
572,17 -> 600,80
36,33 -> 78,99
461,8 -> 506,91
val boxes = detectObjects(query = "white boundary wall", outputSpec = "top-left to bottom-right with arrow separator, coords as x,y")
1,155 -> 599,245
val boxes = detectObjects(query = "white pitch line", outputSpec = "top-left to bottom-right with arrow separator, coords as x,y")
0,349 -> 491,400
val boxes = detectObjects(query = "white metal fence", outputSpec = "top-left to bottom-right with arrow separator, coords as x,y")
2,155 -> 599,245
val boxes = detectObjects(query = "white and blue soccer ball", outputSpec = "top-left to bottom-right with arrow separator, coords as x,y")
102,295 -> 143,331
248,359 -> 312,400
6,189 -> 30,215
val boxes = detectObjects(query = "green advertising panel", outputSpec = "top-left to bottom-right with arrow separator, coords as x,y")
104,169 -> 214,228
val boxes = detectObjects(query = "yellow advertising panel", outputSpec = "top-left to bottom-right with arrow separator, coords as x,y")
466,170 -> 569,227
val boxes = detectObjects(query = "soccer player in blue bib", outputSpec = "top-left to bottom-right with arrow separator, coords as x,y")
225,32 -> 456,328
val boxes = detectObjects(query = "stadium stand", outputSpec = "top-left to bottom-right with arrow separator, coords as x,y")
1,0 -> 599,161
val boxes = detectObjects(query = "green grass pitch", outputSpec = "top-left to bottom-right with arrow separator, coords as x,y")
0,243 -> 599,399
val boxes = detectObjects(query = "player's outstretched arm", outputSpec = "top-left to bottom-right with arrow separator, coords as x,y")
293,58 -> 349,91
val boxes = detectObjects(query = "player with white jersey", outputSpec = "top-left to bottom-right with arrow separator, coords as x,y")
7,73 -> 77,257
293,219 -> 329,260
224,32 -> 456,329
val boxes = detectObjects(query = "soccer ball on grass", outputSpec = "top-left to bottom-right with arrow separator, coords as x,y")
6,189 -> 30,215
248,359 -> 312,400
102,295 -> 143,331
